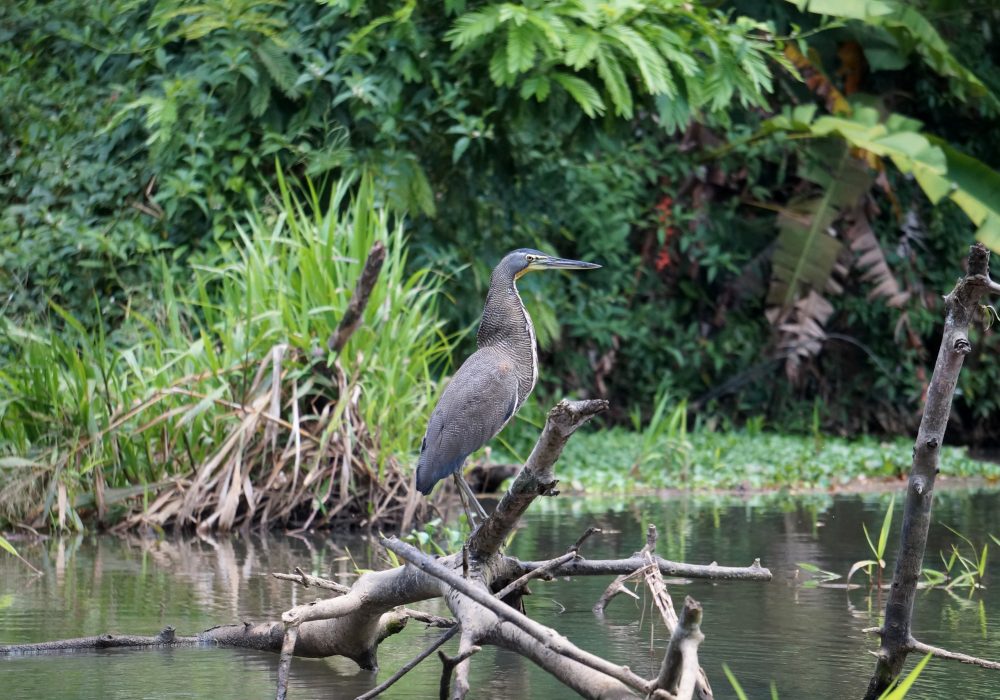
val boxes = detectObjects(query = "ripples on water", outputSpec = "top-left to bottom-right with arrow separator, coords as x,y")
3,489 -> 1000,699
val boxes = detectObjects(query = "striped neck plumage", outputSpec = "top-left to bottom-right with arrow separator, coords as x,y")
477,259 -> 529,349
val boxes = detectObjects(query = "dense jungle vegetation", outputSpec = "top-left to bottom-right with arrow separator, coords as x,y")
3,0 -> 1000,531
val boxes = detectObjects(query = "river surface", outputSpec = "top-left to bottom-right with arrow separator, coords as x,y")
3,488 -> 1000,699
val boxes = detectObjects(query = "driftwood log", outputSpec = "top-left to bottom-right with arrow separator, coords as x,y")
274,399 -> 771,699
2,399 -> 771,700
864,243 -> 1000,698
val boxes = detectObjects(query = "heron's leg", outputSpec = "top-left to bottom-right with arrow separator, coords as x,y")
452,472 -> 489,523
451,473 -> 480,528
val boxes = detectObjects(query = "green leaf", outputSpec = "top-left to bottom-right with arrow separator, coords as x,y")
595,45 -> 632,118
877,494 -> 895,559
552,72 -> 606,117
452,136 -> 470,164
506,23 -> 537,74
878,653 -> 932,699
0,457 -> 40,468
519,75 -> 551,102
768,142 -> 867,307
605,25 -> 673,96
255,42 -> 299,98
564,29 -> 601,70
446,7 -> 501,47
0,534 -> 19,558
723,664 -> 750,700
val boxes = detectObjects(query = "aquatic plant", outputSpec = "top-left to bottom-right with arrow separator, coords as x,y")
848,495 -> 895,591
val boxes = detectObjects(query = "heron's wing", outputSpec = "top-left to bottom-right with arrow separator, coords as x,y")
415,349 -> 519,494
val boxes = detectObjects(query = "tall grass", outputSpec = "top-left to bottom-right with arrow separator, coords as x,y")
0,176 -> 455,531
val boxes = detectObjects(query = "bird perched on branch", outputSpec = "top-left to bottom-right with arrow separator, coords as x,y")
416,248 -> 600,521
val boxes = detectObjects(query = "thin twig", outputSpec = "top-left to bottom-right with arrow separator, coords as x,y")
272,567 -> 350,593
496,527 -> 601,600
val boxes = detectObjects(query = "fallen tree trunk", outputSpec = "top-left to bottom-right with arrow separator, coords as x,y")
275,399 -> 771,699
3,400 -> 772,700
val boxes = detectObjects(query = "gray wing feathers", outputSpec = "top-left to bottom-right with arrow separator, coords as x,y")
416,348 -> 519,493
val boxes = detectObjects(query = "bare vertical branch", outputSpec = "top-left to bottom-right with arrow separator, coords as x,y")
865,243 -> 997,698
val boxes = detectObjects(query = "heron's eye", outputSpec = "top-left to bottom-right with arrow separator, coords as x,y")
526,255 -> 537,262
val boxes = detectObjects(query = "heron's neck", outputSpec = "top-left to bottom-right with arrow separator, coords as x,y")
477,268 -> 537,403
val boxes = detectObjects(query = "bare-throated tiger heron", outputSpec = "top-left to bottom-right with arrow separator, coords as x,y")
416,249 -> 600,521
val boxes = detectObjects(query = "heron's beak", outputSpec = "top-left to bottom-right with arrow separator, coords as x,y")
536,256 -> 601,271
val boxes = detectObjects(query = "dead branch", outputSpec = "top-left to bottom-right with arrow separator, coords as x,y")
272,568 -> 453,629
327,242 -> 387,355
0,627 -> 183,653
863,628 -> 1000,671
385,537 -> 651,697
907,638 -> 1000,671
273,567 -> 350,593
640,533 -> 712,700
275,624 -> 299,700
865,243 -> 1000,698
527,555 -> 771,582
467,399 -> 609,558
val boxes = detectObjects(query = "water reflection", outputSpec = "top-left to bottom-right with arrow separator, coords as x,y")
2,489 -> 999,699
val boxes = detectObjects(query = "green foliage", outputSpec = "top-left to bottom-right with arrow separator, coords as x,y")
766,104 -> 1000,248
931,524 -> 990,591
5,0 -> 1000,526
630,391 -> 690,479
787,0 -> 1000,110
402,517 -> 468,556
447,1 -> 784,123
495,420 -> 999,495
0,177 -> 453,529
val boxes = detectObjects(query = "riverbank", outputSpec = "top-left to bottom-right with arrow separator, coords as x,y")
491,426 -> 1000,496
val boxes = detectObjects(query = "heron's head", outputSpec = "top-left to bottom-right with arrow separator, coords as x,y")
503,248 -> 601,280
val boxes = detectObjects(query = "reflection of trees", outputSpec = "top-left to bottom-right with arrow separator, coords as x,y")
16,532 -> 379,639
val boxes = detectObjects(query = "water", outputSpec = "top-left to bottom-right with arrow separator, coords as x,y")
3,489 -> 1000,699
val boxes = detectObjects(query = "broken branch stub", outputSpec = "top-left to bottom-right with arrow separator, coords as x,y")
656,597 -> 707,698
327,242 -> 387,355
467,399 -> 608,559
